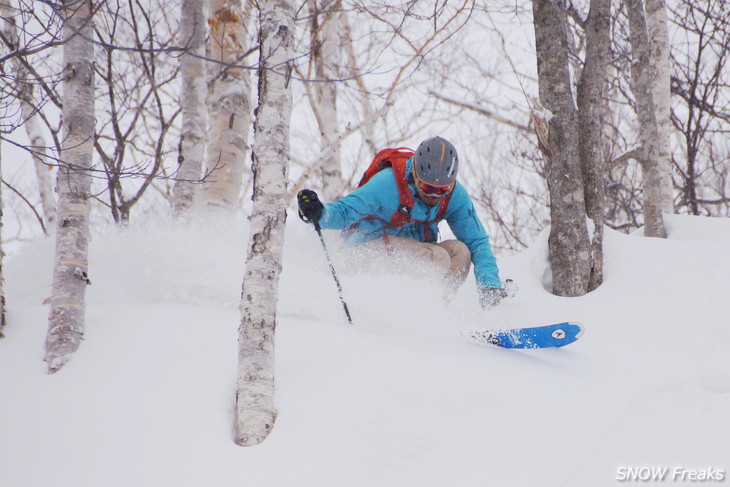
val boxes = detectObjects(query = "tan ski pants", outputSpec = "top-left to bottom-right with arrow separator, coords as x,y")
355,235 -> 472,291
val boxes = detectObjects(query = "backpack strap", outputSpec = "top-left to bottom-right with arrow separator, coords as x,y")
435,193 -> 451,222
386,155 -> 415,228
346,147 -> 452,242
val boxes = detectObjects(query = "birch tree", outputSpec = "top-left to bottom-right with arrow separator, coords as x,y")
235,0 -> 295,446
310,0 -> 342,201
201,0 -> 253,211
0,0 -> 56,228
645,0 -> 673,212
0,139 -> 5,338
17,98 -> 55,228
173,0 -> 207,214
625,0 -> 667,238
44,0 -> 95,373
339,12 -> 376,156
532,0 -> 592,296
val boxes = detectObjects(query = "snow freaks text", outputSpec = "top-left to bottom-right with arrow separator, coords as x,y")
616,466 -> 726,482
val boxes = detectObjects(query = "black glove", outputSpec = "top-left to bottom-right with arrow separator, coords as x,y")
478,286 -> 508,310
297,189 -> 324,223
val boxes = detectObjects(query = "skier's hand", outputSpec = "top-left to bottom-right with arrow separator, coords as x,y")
297,189 -> 324,223
503,279 -> 517,298
478,286 -> 507,310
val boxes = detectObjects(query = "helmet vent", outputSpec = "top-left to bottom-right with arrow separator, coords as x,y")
413,136 -> 459,186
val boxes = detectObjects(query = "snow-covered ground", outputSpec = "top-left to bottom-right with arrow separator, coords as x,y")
1,213 -> 729,486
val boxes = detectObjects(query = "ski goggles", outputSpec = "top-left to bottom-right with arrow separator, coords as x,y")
415,177 -> 454,198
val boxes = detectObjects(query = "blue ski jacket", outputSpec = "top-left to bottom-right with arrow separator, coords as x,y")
317,158 -> 502,289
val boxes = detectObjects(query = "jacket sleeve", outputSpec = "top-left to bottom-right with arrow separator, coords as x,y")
317,169 -> 400,230
444,185 -> 502,289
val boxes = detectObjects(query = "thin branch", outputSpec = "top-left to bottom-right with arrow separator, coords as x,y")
1,179 -> 47,234
608,148 -> 640,170
428,90 -> 531,132
289,101 -> 393,199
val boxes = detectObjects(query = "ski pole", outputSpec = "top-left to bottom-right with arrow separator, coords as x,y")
313,221 -> 353,325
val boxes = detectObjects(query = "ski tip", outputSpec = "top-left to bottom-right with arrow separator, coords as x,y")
567,321 -> 585,339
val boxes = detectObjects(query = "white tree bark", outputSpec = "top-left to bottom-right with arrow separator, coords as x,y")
340,12 -> 377,156
626,0 -> 667,238
173,0 -> 208,215
201,0 -> 253,211
0,136 -> 5,338
0,5 -> 9,337
23,103 -> 56,228
44,0 -> 95,373
235,0 -> 295,446
645,0 -> 673,213
311,0 -> 342,201
0,1 -> 56,228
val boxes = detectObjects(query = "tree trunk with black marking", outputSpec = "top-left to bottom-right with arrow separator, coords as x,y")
201,0 -> 253,211
45,0 -> 95,373
234,0 -> 295,446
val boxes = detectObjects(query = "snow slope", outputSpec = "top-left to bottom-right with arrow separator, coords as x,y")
1,213 -> 729,486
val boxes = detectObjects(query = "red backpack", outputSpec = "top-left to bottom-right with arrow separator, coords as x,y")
353,147 -> 452,240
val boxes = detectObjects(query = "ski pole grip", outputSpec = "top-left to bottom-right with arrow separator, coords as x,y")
504,279 -> 518,298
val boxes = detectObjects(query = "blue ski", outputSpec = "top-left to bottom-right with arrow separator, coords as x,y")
468,321 -> 584,349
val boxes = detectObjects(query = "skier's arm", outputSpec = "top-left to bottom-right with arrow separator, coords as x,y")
445,185 -> 502,290
317,170 -> 400,230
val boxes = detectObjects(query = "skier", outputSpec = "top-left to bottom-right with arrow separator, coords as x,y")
297,136 -> 507,309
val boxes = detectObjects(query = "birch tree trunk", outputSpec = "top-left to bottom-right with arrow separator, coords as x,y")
45,0 -> 95,373
532,0 -> 592,297
311,0 -> 342,201
0,138 -> 5,338
201,0 -> 253,211
577,0 -> 611,291
0,7 -> 9,337
234,0 -> 294,446
340,12 -> 377,156
645,0 -> 673,213
22,101 -> 57,228
0,1 -> 56,228
173,0 -> 208,215
625,0 -> 667,238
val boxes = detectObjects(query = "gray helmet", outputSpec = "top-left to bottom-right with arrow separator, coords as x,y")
413,136 -> 459,186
